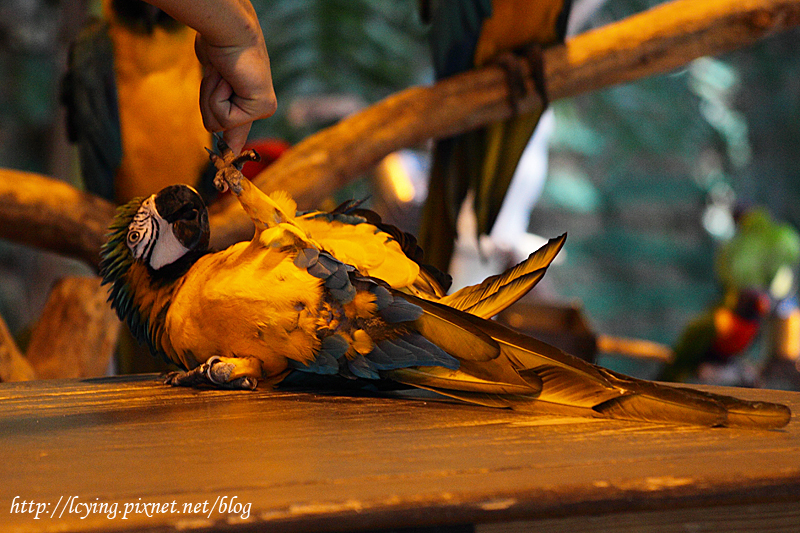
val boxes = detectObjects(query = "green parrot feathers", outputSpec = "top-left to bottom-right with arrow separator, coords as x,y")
716,208 -> 800,296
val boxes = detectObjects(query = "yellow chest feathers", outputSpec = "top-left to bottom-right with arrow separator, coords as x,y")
164,243 -> 326,373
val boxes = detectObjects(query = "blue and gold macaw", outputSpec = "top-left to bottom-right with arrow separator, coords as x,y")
61,0 -> 213,204
418,0 -> 572,271
98,140 -> 790,428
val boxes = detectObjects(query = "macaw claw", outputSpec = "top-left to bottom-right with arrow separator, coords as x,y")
163,356 -> 259,390
494,43 -> 548,115
208,134 -> 261,195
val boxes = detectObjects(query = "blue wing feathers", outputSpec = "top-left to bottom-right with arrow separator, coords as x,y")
379,298 -> 424,323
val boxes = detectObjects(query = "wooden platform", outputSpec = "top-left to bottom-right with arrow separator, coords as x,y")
1,375 -> 799,533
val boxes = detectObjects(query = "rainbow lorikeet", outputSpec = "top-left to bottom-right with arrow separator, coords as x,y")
98,139 -> 790,429
661,289 -> 771,383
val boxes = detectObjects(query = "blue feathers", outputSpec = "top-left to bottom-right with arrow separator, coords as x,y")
289,253 -> 461,380
346,354 -> 381,380
379,297 -> 424,323
292,247 -> 319,269
346,335 -> 459,380
297,248 -> 358,304
369,284 -> 392,310
290,334 -> 349,375
293,332 -> 460,379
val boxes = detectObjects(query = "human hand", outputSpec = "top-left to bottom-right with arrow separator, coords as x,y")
195,26 -> 277,155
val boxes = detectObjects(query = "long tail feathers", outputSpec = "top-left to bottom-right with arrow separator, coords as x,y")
394,290 -> 791,429
441,233 -> 566,318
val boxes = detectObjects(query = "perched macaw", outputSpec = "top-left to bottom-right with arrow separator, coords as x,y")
661,288 -> 771,384
418,0 -> 572,271
61,0 -> 214,204
96,139 -> 791,428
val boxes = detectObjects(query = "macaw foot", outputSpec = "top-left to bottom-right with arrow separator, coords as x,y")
494,43 -> 548,115
207,134 -> 261,195
164,355 -> 260,390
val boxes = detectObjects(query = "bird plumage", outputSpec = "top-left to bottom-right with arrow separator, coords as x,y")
62,0 -> 213,204
418,0 -> 572,271
100,143 -> 791,429
662,288 -> 770,383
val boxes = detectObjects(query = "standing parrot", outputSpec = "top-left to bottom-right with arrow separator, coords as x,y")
661,288 -> 771,384
97,139 -> 790,429
61,0 -> 214,204
418,0 -> 573,272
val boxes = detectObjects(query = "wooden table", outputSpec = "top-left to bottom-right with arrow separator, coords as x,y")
1,375 -> 798,533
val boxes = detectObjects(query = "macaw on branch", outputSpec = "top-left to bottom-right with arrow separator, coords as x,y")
61,0 -> 213,204
97,139 -> 790,429
418,0 -> 573,271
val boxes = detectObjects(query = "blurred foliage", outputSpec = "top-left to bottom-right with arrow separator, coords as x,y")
250,0 -> 430,143
534,0 -> 800,378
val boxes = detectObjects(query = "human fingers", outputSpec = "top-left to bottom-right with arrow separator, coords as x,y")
222,123 -> 251,156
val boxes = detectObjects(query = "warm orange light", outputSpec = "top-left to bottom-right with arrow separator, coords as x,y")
378,152 -> 415,203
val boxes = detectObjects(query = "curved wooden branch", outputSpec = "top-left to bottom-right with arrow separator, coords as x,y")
210,0 -> 800,248
0,0 -> 797,258
0,169 -> 116,269
0,312 -> 36,382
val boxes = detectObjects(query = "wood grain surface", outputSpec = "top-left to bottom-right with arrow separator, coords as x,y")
0,375 -> 798,533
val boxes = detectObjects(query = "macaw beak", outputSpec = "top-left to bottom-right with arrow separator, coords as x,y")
154,185 -> 210,253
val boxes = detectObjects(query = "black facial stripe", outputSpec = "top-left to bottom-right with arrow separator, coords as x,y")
143,220 -> 159,263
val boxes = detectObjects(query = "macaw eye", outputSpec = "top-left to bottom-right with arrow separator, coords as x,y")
128,230 -> 142,244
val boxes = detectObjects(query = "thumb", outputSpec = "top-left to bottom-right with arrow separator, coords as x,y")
222,123 -> 251,156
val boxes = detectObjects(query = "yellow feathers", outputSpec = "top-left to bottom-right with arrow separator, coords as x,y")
297,216 -> 420,289
106,8 -> 209,203
268,190 -> 298,221
163,241 -> 324,373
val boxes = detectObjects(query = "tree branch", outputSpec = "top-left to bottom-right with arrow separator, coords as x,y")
209,0 -> 800,248
0,312 -> 36,382
0,169 -> 116,269
0,0 -> 798,258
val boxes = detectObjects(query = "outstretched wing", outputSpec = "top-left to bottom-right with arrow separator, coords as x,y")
389,293 -> 790,429
286,249 -> 789,429
441,232 -> 565,318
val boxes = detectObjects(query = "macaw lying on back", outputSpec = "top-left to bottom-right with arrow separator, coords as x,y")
99,140 -> 790,429
418,0 -> 572,271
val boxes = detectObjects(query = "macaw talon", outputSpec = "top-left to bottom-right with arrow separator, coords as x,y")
231,150 -> 261,171
203,355 -> 255,389
522,43 -> 549,108
207,136 -> 261,195
163,366 -> 211,387
494,44 -> 550,115
494,51 -> 528,115
204,355 -> 232,384
162,356 -> 260,390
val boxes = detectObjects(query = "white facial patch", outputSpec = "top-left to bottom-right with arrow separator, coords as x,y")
128,195 -> 158,261
128,195 -> 191,270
